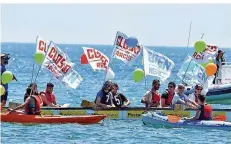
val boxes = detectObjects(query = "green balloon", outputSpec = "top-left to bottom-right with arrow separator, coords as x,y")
1,71 -> 13,84
1,85 -> 5,96
194,40 -> 206,52
34,52 -> 45,64
133,68 -> 145,83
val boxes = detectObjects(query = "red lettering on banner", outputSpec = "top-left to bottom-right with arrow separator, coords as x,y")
206,45 -> 217,53
193,52 -> 204,60
55,54 -> 63,65
46,64 -> 59,76
116,36 -> 123,47
38,40 -> 47,53
47,45 -> 72,74
86,49 -> 109,67
116,50 -> 132,61
62,64 -> 71,73
48,47 -> 56,60
94,50 -> 101,59
87,49 -> 94,59
116,36 -> 141,56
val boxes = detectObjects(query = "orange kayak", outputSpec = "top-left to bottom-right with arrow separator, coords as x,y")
1,112 -> 106,124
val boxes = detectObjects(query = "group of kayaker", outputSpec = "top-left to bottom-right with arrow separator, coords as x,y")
7,82 -> 60,115
141,79 -> 212,120
0,52 -> 215,120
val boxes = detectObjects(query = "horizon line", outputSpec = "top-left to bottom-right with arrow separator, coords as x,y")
1,41 -> 230,49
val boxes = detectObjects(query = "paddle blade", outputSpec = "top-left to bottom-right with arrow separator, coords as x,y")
80,53 -> 88,64
213,115 -> 226,121
168,115 -> 181,123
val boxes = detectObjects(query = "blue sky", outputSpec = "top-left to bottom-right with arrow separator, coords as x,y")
1,4 -> 231,47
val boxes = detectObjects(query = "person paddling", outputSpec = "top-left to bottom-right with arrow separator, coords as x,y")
184,94 -> 213,121
8,83 -> 43,115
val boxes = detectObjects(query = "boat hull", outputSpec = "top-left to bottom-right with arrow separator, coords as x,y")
3,107 -> 231,121
0,112 -> 106,124
142,112 -> 231,130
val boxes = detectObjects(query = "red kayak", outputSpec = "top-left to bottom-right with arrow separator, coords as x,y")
1,112 -> 106,124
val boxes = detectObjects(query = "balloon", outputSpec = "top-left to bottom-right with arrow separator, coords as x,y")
194,40 -> 206,52
125,37 -> 138,47
1,71 -> 13,84
34,52 -> 45,64
133,68 -> 145,83
0,85 -> 5,96
205,63 -> 217,76
105,68 -> 115,81
80,53 -> 88,64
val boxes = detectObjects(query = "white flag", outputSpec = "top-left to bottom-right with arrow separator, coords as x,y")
192,44 -> 218,63
36,36 -> 50,54
143,47 -> 175,82
111,31 -> 142,65
82,47 -> 110,71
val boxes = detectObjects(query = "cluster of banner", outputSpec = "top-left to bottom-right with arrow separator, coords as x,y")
36,36 -> 83,89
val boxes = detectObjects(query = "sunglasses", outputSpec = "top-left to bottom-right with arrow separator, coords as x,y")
178,87 -> 185,89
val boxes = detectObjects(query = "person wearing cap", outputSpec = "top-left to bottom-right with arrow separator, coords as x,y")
141,79 -> 161,107
188,84 -> 203,104
109,82 -> 130,108
1,53 -> 17,107
183,94 -> 212,121
94,80 -> 115,108
172,84 -> 197,108
213,50 -> 226,84
40,83 -> 60,107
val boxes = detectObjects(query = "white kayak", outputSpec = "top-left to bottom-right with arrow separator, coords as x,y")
142,112 -> 231,130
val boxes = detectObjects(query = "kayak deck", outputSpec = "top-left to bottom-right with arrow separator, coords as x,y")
1,112 -> 106,124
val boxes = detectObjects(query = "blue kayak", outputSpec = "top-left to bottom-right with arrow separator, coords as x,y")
142,112 -> 231,130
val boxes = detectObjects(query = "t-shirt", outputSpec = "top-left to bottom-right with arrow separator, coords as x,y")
0,65 -> 8,91
110,92 -> 128,107
172,93 -> 189,105
95,89 -> 113,105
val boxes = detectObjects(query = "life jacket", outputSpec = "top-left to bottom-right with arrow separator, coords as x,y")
24,95 -> 42,115
43,91 -> 55,104
165,92 -> 174,106
152,91 -> 160,104
199,104 -> 212,120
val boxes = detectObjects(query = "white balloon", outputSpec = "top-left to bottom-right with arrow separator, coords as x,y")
105,68 -> 115,81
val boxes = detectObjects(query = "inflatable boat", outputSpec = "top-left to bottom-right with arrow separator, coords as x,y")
0,112 -> 106,124
142,112 -> 231,130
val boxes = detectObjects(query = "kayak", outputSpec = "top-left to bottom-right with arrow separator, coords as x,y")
0,112 -> 106,124
142,112 -> 231,130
